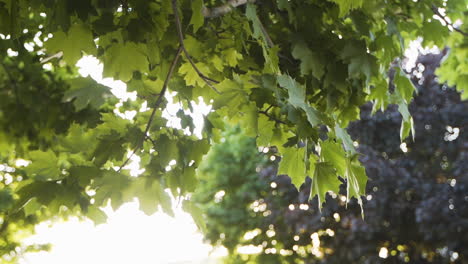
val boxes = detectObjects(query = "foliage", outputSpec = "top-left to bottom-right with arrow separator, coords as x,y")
193,126 -> 269,251
195,52 -> 468,263
0,0 -> 467,261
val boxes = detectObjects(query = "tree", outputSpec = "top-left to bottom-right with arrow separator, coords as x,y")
194,52 -> 468,263
0,0 -> 466,261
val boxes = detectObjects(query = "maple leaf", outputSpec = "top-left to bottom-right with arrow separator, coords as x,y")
310,161 -> 342,208
45,24 -> 96,65
278,146 -> 306,189
63,77 -> 114,111
102,42 -> 148,82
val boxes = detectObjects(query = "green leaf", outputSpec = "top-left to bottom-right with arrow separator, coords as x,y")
292,40 -> 325,79
321,140 -> 347,176
58,123 -> 97,154
93,170 -> 130,210
183,200 -> 206,233
335,124 -> 356,154
278,146 -> 306,189
245,4 -> 262,40
257,115 -> 275,146
340,40 -> 377,82
422,20 -> 449,47
154,133 -> 179,167
92,134 -> 126,167
303,105 -> 322,127
185,139 -> 210,166
276,0 -> 295,24
277,74 -> 305,109
96,113 -> 130,137
69,166 -> 102,187
211,55 -> 224,72
63,77 -> 114,111
190,0 -> 204,33
212,79 -> 248,117
375,34 -> 400,67
45,24 -> 96,65
86,206 -> 108,225
369,76 -> 389,113
328,0 -> 364,17
398,101 -> 415,141
310,162 -> 341,208
277,74 -> 324,126
179,61 -> 212,87
102,42 -> 148,82
23,198 -> 41,216
262,45 -> 280,74
394,69 -> 416,104
240,103 -> 258,137
130,177 -> 174,217
167,166 -> 197,195
177,109 -> 195,132
128,78 -> 164,97
25,150 -> 62,181
344,158 -> 367,215
348,54 -> 377,81
0,188 -> 14,212
222,48 -> 243,67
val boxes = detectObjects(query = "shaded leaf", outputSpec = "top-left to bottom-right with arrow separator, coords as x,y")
63,77 -> 114,111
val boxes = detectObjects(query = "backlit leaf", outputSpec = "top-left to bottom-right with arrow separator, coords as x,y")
45,24 -> 96,65
102,42 -> 148,82
278,146 -> 306,189
25,150 -> 62,181
190,0 -> 204,33
310,161 -> 341,208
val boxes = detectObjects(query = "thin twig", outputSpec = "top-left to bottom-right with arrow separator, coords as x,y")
258,18 -> 274,48
202,0 -> 256,18
254,11 -> 297,66
40,51 -> 63,64
118,46 -> 183,172
431,5 -> 468,37
258,110 -> 287,125
172,0 -> 220,94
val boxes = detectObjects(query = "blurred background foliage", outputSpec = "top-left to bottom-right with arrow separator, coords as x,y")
193,52 -> 468,264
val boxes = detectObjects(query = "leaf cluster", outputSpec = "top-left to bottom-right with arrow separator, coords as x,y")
196,52 -> 468,263
0,0 -> 467,260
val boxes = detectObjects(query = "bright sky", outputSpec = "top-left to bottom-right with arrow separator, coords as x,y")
20,204 -> 217,264
18,56 -> 223,264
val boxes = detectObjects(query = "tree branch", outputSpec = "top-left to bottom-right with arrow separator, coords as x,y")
202,0 -> 255,18
431,5 -> 468,37
118,46 -> 183,172
172,0 -> 220,93
258,18 -> 274,48
258,110 -> 287,125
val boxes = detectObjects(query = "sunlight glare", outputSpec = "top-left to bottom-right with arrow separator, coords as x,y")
18,55 -> 223,264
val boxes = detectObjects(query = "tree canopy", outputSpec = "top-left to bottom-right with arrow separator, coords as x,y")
0,0 -> 467,261
195,52 -> 468,263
